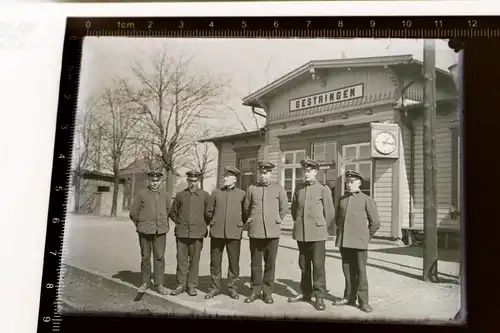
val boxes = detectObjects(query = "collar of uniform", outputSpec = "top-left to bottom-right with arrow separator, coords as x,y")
148,187 -> 160,193
187,188 -> 200,195
304,180 -> 316,186
260,181 -> 271,187
224,185 -> 236,191
347,191 -> 360,196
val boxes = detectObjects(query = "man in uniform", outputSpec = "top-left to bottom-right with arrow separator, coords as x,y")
204,166 -> 246,300
129,171 -> 170,295
169,170 -> 210,297
288,159 -> 335,311
243,161 -> 288,304
334,170 -> 380,313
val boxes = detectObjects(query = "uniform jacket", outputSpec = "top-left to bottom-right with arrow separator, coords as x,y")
206,186 -> 246,240
291,181 -> 335,242
243,182 -> 289,239
129,187 -> 171,235
169,188 -> 210,239
335,191 -> 381,250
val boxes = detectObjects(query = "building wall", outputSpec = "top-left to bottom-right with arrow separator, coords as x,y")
267,67 -> 399,123
70,178 -> 125,217
411,106 -> 459,229
215,134 -> 265,188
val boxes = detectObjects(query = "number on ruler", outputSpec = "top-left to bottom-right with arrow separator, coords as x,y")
148,21 -> 153,29
42,317 -> 51,323
370,20 -> 376,28
401,20 -> 412,28
337,21 -> 343,28
306,20 -> 311,28
273,21 -> 279,28
179,21 -> 184,29
85,21 -> 91,29
468,20 -> 478,28
59,154 -> 65,159
49,251 -> 58,256
435,20 -> 443,28
46,283 -> 54,289
55,186 -> 63,191
208,21 -> 214,28
61,124 -> 68,130
242,21 -> 247,28
52,218 -> 60,224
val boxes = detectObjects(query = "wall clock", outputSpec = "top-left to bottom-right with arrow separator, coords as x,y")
374,131 -> 397,155
370,123 -> 400,159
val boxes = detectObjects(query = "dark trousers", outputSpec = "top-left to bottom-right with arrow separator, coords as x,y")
138,233 -> 167,286
249,238 -> 279,295
176,238 -> 203,288
339,247 -> 369,304
297,240 -> 327,298
209,237 -> 241,292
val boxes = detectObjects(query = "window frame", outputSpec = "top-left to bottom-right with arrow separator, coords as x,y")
281,149 -> 306,203
340,142 -> 373,197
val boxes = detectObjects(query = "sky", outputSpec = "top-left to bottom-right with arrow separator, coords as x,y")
79,37 -> 457,192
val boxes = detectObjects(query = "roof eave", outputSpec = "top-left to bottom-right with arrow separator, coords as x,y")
242,55 -> 415,107
198,128 -> 265,144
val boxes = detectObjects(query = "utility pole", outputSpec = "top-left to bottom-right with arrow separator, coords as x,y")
422,39 -> 439,282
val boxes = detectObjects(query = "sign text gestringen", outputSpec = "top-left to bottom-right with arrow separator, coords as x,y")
289,83 -> 364,112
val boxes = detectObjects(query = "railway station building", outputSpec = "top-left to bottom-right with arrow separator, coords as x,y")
200,55 -> 460,243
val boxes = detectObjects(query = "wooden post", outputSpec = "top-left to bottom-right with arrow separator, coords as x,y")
422,39 -> 439,282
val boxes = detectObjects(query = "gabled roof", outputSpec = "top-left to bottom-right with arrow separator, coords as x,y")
242,54 -> 454,109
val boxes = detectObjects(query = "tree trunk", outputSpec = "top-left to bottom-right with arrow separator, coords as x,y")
74,176 -> 81,213
165,169 -> 175,211
200,177 -> 205,190
110,168 -> 120,218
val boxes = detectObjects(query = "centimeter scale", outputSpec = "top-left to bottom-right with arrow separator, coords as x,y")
39,15 -> 478,333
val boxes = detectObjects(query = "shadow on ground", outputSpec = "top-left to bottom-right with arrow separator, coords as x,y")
369,245 -> 461,263
277,278 -> 343,303
273,244 -> 460,284
111,271 -> 301,299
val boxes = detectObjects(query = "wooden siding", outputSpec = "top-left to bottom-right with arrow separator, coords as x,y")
215,134 -> 264,188
217,142 -> 237,188
411,107 -> 459,229
267,67 -> 398,123
373,159 -> 394,238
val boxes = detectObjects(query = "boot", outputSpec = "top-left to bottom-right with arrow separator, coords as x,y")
170,285 -> 185,296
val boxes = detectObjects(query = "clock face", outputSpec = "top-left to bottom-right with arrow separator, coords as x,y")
374,131 -> 396,155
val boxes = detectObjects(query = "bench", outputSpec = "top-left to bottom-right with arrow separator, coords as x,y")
402,225 -> 460,249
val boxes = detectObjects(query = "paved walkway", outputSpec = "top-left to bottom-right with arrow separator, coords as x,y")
61,214 -> 462,324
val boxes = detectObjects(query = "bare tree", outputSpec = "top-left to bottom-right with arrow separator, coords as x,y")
121,50 -> 225,200
98,86 -> 142,217
187,126 -> 219,190
72,103 -> 98,213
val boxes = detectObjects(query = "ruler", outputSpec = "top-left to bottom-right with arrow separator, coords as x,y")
62,16 -> 500,39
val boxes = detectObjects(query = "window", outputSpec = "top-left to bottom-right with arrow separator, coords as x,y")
341,143 -> 373,197
311,140 -> 336,164
97,186 -> 110,192
238,157 -> 256,190
281,150 -> 306,202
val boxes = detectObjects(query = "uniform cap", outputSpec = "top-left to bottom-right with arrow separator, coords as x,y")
345,170 -> 364,181
257,161 -> 275,170
147,171 -> 163,178
300,159 -> 320,169
186,170 -> 202,179
224,165 -> 241,177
